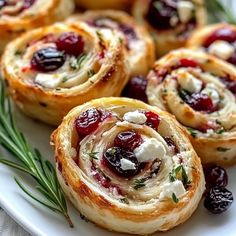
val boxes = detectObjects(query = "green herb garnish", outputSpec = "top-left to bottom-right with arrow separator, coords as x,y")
69,54 -> 87,70
206,0 -> 236,24
87,69 -> 95,77
169,165 -> 190,186
120,197 -> 129,204
215,127 -> 225,134
0,80 -> 73,227
172,193 -> 179,203
187,127 -> 198,138
133,178 -> 146,190
87,151 -> 99,160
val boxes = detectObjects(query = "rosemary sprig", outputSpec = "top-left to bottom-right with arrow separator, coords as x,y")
206,0 -> 236,24
0,80 -> 73,227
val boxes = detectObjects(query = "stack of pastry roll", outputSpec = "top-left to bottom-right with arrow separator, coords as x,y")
0,0 -> 74,52
1,22 -> 129,125
146,49 -> 236,166
68,10 -> 155,76
188,23 -> 236,67
132,0 -> 206,56
51,97 -> 205,235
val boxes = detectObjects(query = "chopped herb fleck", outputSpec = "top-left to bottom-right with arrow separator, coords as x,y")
69,54 -> 87,70
62,76 -> 68,83
118,37 -> 123,44
87,152 -> 99,160
169,165 -> 190,186
107,148 -> 116,156
154,1 -> 162,11
120,197 -> 129,204
187,127 -> 198,138
14,50 -> 22,56
216,147 -> 230,152
172,193 -> 179,203
215,127 -> 225,134
87,69 -> 95,77
133,178 -> 146,190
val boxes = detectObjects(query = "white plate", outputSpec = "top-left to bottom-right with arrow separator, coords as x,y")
0,109 -> 236,236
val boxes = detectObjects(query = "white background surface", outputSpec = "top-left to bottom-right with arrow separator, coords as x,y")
1,1 -> 236,236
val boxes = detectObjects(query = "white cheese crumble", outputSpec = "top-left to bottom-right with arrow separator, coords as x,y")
201,83 -> 220,106
160,180 -> 186,200
120,158 -> 136,170
35,73 -> 66,88
123,111 -> 147,125
177,1 -> 194,23
170,15 -> 179,27
134,138 -> 166,163
208,40 -> 235,60
177,71 -> 202,93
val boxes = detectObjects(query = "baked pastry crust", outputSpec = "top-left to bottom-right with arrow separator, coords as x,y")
132,0 -> 206,57
51,97 -> 205,235
75,0 -> 133,10
0,0 -> 74,53
188,23 -> 236,63
1,22 -> 129,125
147,49 -> 236,166
67,10 -> 155,77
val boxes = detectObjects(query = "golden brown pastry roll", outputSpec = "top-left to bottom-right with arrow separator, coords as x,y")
188,23 -> 236,66
146,49 -> 236,166
1,22 -> 129,125
0,0 -> 74,53
132,0 -> 206,57
75,0 -> 132,10
51,97 -> 205,235
67,10 -> 155,77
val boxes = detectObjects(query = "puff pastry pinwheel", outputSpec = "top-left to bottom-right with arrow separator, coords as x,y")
0,0 -> 74,53
188,23 -> 236,67
67,10 -> 155,77
51,97 -> 205,235
75,0 -> 132,10
146,49 -> 236,166
132,0 -> 206,57
1,22 -> 129,125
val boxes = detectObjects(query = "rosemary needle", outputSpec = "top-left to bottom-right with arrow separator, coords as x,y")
0,80 -> 73,227
206,0 -> 236,24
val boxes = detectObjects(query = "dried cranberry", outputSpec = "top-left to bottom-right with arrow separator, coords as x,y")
91,165 -> 111,188
190,93 -> 214,112
180,90 -> 215,113
119,24 -> 137,40
146,0 -> 179,30
122,76 -> 148,103
178,58 -> 198,68
103,147 -> 140,178
75,108 -> 104,138
227,53 -> 236,66
56,32 -> 84,57
114,131 -> 142,151
203,165 -> 228,191
221,77 -> 236,95
31,47 -> 66,72
204,28 -> 236,47
22,0 -> 36,10
204,187 -> 233,214
145,111 -> 161,130
164,137 -> 179,153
